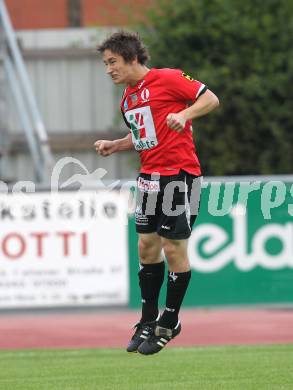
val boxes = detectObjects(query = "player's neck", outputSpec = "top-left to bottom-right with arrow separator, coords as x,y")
127,65 -> 150,87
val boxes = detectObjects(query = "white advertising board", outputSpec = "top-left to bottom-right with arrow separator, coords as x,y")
0,190 -> 129,308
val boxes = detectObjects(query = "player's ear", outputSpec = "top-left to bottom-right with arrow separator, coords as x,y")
131,55 -> 138,65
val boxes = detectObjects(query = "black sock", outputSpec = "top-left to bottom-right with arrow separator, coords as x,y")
159,270 -> 191,329
139,261 -> 165,323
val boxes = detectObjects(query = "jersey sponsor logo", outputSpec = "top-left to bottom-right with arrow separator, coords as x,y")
182,72 -> 194,81
141,88 -> 150,102
138,177 -> 160,193
125,106 -> 158,151
134,139 -> 157,151
128,112 -> 146,139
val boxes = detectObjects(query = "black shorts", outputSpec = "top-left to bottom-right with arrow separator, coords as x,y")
135,170 -> 202,240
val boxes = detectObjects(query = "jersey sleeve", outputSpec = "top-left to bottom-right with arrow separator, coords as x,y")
165,69 -> 207,102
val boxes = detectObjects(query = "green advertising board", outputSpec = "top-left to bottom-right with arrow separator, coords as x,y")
128,178 -> 293,308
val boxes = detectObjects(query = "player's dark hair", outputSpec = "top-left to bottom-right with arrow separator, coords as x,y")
97,31 -> 150,65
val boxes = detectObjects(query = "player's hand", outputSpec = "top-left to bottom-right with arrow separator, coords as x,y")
94,140 -> 118,156
166,113 -> 186,132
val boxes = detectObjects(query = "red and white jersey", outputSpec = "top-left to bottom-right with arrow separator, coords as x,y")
120,68 -> 207,176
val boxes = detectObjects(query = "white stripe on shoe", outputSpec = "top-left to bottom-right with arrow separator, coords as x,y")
174,321 -> 180,330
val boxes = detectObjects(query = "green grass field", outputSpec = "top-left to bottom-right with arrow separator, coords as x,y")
0,345 -> 293,390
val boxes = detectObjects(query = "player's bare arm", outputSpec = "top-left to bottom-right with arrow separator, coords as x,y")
167,89 -> 219,132
94,133 -> 133,156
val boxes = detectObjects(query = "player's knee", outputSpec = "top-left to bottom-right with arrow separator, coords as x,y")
162,240 -> 181,262
138,237 -> 151,262
163,240 -> 190,270
138,236 -> 160,263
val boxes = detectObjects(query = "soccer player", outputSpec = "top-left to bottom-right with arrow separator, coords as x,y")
95,31 -> 219,355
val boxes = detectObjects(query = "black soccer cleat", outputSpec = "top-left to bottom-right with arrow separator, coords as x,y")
126,317 -> 158,353
137,321 -> 181,355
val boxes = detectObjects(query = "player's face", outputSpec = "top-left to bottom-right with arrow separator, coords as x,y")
103,49 -> 136,85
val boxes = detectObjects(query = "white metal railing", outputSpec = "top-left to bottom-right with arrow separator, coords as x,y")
0,0 -> 53,182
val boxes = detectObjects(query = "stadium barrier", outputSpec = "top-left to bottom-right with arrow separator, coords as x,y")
0,176 -> 292,309
0,189 -> 129,308
128,178 -> 293,308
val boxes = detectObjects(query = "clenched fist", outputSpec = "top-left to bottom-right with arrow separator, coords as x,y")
166,112 -> 186,132
94,140 -> 118,156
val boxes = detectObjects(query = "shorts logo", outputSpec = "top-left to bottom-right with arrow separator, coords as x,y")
138,177 -> 160,193
182,72 -> 194,81
135,209 -> 149,226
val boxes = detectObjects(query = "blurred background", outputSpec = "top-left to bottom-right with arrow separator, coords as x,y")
1,0 -> 292,184
0,0 -> 292,316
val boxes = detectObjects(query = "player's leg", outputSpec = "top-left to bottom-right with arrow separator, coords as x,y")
127,171 -> 163,352
138,172 -> 200,355
127,232 -> 164,353
138,232 -> 164,323
158,173 -> 201,328
137,238 -> 190,355
155,172 -> 196,328
135,173 -> 164,323
159,237 -> 191,329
